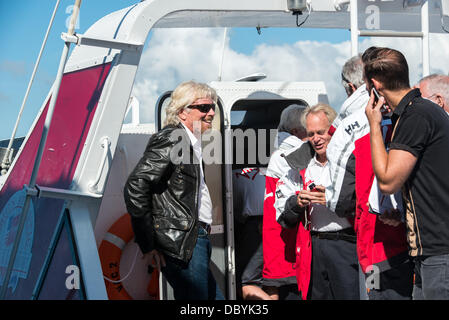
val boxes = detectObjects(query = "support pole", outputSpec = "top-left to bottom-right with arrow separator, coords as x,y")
0,0 -> 82,300
421,0 -> 430,76
350,0 -> 358,57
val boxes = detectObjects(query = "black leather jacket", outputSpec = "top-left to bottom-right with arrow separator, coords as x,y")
124,123 -> 202,263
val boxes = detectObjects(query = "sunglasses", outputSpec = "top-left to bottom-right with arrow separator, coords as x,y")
187,103 -> 215,113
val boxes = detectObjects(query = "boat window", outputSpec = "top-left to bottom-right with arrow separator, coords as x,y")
230,99 -> 307,169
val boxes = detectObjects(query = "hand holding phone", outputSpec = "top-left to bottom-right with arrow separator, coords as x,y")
303,183 -> 326,206
372,87 -> 388,113
308,182 -> 318,192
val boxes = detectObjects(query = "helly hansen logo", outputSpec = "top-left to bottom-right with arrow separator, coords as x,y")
345,121 -> 360,135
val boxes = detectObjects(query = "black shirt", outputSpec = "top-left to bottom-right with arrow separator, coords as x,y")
390,88 -> 449,256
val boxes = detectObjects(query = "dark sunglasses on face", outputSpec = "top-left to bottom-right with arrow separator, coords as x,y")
187,103 -> 215,113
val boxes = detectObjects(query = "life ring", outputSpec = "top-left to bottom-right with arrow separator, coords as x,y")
99,213 -> 159,300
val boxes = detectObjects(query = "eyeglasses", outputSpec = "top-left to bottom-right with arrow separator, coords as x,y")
186,103 -> 216,113
341,72 -> 351,84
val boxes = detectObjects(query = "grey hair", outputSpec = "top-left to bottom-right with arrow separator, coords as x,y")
164,81 -> 218,127
341,54 -> 365,94
300,103 -> 337,128
419,74 -> 449,103
277,104 -> 306,134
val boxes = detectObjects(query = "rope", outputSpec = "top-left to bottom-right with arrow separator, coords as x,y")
103,246 -> 140,284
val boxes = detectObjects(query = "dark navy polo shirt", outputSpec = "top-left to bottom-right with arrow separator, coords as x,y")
390,89 -> 449,256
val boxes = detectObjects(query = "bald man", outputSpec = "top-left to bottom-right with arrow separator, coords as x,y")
418,74 -> 449,115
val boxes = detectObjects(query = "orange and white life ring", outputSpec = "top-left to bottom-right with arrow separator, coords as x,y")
99,214 -> 159,300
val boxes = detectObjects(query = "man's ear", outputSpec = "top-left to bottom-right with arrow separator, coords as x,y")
435,94 -> 444,108
371,78 -> 382,91
349,82 -> 357,95
178,109 -> 188,121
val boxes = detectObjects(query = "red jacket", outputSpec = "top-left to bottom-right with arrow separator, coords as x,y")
263,133 -> 304,284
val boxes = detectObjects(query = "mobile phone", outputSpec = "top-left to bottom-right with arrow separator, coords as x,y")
372,87 -> 381,104
372,87 -> 388,113
308,182 -> 318,192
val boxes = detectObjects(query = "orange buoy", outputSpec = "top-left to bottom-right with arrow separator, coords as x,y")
99,214 -> 159,300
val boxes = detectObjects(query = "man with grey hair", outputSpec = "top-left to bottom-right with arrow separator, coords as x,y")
277,104 -> 308,141
124,80 -> 224,300
330,54 -> 369,131
418,74 -> 449,115
263,103 -> 307,300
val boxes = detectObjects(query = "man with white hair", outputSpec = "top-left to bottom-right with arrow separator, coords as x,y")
124,81 -> 223,300
275,103 -> 359,300
418,74 -> 449,115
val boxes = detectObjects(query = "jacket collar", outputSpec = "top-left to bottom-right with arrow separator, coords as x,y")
276,132 -> 304,152
283,142 -> 315,171
166,122 -> 199,166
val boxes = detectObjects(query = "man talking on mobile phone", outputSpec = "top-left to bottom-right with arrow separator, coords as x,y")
364,47 -> 449,300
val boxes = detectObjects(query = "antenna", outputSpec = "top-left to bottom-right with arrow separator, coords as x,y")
217,28 -> 228,81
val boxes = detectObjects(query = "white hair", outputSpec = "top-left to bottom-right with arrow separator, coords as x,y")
419,74 -> 449,104
341,54 -> 364,94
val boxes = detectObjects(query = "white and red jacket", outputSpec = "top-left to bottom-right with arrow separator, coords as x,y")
273,143 -> 314,299
326,103 -> 409,274
262,132 -> 304,285
330,84 -> 368,133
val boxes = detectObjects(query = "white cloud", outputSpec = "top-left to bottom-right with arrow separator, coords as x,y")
131,28 -> 449,124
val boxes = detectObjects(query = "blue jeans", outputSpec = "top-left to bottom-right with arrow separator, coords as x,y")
366,259 -> 414,300
161,226 -> 224,300
413,254 -> 449,300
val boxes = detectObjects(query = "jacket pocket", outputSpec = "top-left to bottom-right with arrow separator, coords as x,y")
178,164 -> 197,179
153,216 -> 192,255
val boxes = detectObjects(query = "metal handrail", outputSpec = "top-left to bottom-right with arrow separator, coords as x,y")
88,137 -> 111,194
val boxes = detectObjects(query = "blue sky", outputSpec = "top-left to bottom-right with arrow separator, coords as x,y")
0,0 -> 138,140
0,0 -> 352,141
1,1 -> 448,141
